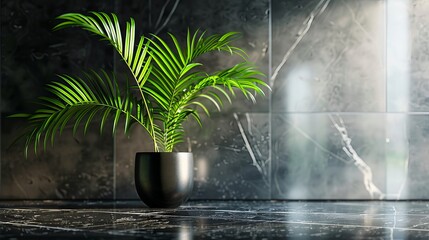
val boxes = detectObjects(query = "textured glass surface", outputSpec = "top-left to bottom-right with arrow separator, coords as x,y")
387,0 -> 429,111
272,113 -> 429,200
271,0 -> 386,112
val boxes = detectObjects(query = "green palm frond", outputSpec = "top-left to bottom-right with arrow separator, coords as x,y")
54,12 -> 158,150
12,11 -> 269,155
145,31 -> 269,151
11,71 -> 150,156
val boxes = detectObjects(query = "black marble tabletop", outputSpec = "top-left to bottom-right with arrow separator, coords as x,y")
1,200 -> 428,239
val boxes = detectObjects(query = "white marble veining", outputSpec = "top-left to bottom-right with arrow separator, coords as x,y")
330,115 -> 384,199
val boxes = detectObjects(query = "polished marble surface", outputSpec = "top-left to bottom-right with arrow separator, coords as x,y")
1,200 -> 429,239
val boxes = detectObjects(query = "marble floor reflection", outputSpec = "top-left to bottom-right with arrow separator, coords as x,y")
1,200 -> 428,239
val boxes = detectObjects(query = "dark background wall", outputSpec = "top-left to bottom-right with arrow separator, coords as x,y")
1,0 -> 429,200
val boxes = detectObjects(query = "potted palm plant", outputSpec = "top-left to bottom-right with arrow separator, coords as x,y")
12,12 -> 269,207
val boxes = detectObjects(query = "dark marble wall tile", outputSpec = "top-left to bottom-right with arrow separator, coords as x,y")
114,124 -> 152,199
1,1 -> 115,199
1,0 -> 115,113
1,119 -> 114,199
183,113 -> 270,199
271,0 -> 386,112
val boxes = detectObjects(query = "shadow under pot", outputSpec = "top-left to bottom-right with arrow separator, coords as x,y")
135,152 -> 194,208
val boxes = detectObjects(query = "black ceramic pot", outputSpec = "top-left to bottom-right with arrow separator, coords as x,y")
135,152 -> 194,208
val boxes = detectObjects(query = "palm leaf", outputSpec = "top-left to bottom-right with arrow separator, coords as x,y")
14,11 -> 269,154
54,12 -> 159,151
143,30 -> 269,151
10,71 -> 150,155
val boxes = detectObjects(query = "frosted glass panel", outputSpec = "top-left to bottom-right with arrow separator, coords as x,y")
272,113 -> 429,200
272,0 -> 386,112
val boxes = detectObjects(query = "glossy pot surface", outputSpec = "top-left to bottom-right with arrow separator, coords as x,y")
135,152 -> 193,208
